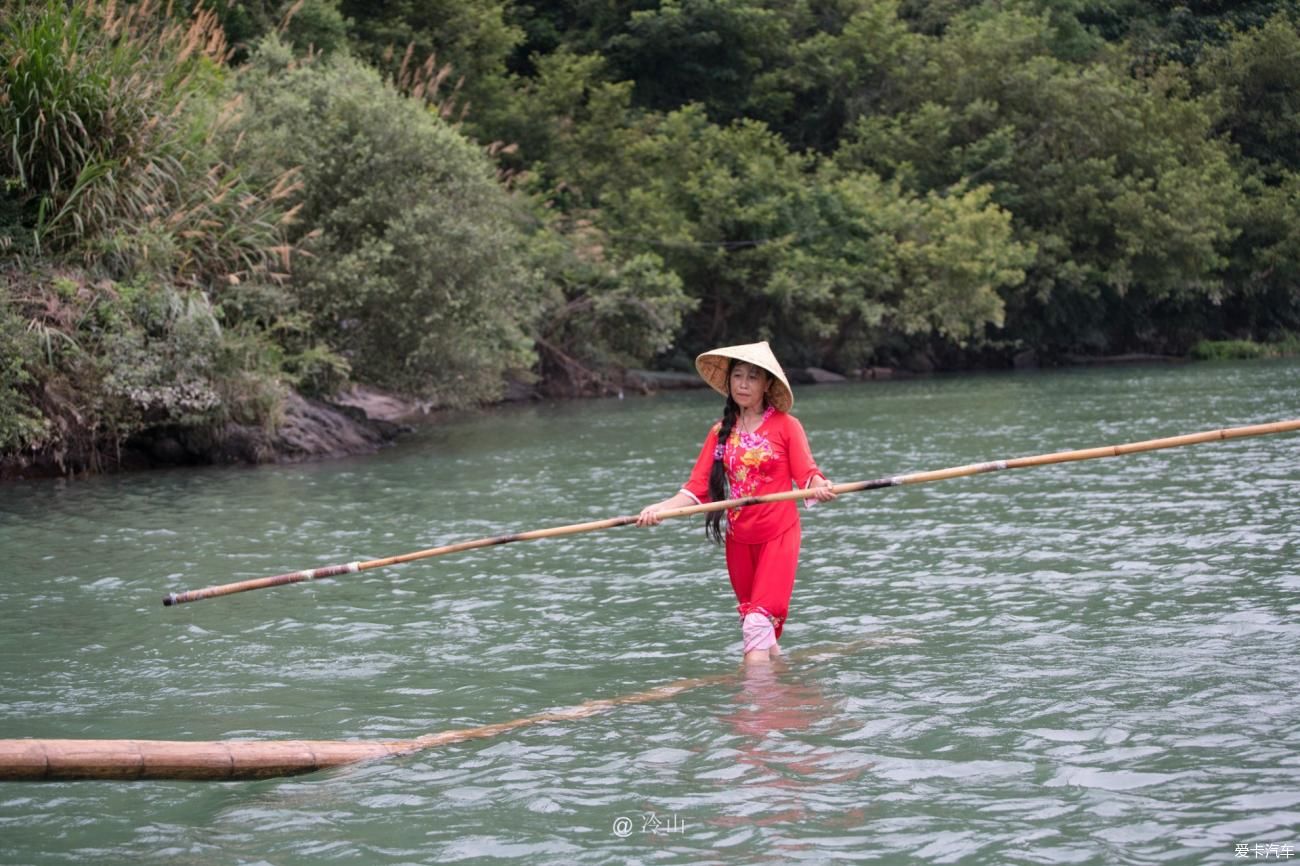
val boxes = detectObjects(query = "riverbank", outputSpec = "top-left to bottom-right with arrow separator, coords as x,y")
0,386 -> 417,482
2,348 -> 1282,483
0,362 -> 852,481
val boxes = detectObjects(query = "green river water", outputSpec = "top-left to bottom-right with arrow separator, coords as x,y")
1,359 -> 1298,865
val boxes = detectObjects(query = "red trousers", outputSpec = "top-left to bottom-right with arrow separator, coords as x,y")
725,522 -> 801,640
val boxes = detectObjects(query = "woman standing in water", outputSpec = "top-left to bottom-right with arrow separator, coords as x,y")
637,341 -> 835,663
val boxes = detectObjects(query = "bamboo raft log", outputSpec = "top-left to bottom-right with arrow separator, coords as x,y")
0,641 -> 887,781
0,685 -> 709,781
0,678 -> 714,781
0,738 -> 412,781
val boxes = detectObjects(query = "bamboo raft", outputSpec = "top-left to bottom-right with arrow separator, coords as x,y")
0,640 -> 881,782
0,675 -> 728,781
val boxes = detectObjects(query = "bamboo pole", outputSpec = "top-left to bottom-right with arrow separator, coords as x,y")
162,418 -> 1300,607
0,638 -> 886,781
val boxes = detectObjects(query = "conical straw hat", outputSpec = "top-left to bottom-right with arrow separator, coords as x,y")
695,340 -> 793,412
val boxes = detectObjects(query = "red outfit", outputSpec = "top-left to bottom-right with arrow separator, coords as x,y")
680,407 -> 824,638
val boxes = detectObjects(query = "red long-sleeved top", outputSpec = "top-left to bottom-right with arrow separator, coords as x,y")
679,407 -> 824,543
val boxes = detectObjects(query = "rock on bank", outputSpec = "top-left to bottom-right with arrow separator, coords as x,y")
0,387 -> 418,481
199,390 -> 413,465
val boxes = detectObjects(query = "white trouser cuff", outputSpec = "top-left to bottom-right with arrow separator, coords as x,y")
742,612 -> 777,653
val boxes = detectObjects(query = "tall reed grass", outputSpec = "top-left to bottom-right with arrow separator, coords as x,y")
0,1 -> 327,474
1,0 -> 294,284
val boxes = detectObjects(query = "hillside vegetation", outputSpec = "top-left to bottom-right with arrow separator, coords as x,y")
3,0 -> 1298,473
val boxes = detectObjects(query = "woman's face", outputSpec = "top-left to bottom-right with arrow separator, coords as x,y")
729,362 -> 771,412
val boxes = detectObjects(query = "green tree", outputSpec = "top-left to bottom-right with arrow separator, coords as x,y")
231,40 -> 541,405
0,287 -> 48,452
501,46 -> 685,208
598,106 -> 820,355
1083,0 -> 1298,66
772,175 -> 1033,367
530,225 -> 694,393
1217,171 -> 1300,338
338,0 -> 524,144
604,0 -> 790,123
588,104 -> 1030,367
486,50 -> 696,390
1195,12 -> 1300,177
753,0 -> 921,152
1183,16 -> 1300,341
839,8 -> 1239,354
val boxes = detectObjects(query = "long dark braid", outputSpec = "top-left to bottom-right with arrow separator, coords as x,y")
705,375 -> 740,545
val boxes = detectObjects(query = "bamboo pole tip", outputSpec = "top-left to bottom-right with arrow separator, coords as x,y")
163,594 -> 179,607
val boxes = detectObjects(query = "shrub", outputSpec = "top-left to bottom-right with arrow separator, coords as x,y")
1190,336 -> 1300,360
0,3 -> 337,472
231,40 -> 541,406
0,286 -> 49,451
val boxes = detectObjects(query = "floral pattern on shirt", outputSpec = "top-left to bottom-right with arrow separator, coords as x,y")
683,407 -> 820,543
724,406 -> 776,519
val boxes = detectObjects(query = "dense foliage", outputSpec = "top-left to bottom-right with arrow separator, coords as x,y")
1,1 -> 314,470
3,0 -> 1298,473
229,42 -> 541,405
